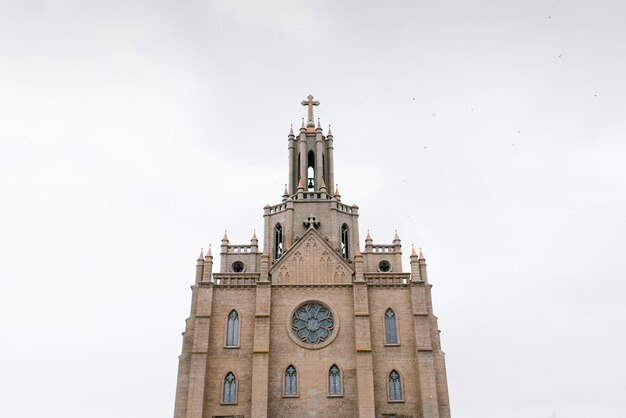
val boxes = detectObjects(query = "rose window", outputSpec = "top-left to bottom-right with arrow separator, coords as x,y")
291,302 -> 334,345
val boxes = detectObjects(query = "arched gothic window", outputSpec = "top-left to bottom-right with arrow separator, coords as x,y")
328,364 -> 341,395
274,224 -> 283,259
307,150 -> 315,190
340,224 -> 349,259
284,365 -> 297,396
388,370 -> 402,401
223,372 -> 237,403
226,310 -> 239,347
385,308 -> 398,345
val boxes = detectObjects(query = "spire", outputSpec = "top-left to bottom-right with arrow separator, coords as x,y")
207,245 -> 212,257
418,247 -> 425,260
251,230 -> 258,241
222,230 -> 229,241
319,177 -> 327,191
327,125 -> 333,137
298,178 -> 304,190
289,124 -> 294,136
354,244 -> 361,257
394,230 -> 401,241
197,248 -> 204,261
334,184 -> 341,197
316,118 -> 321,129
366,230 -> 372,241
283,184 -> 289,196
300,118 -> 305,130
411,245 -> 417,257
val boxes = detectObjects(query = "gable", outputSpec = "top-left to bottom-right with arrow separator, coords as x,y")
269,229 -> 354,285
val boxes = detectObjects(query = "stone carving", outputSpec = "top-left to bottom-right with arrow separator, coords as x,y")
270,230 -> 353,285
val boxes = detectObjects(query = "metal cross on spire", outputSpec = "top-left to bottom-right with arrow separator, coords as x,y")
301,94 -> 319,127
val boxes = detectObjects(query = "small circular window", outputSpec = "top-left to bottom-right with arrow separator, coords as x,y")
378,260 -> 391,272
231,261 -> 245,273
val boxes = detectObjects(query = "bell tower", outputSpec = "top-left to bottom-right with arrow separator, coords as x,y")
287,94 -> 335,195
266,95 -> 358,264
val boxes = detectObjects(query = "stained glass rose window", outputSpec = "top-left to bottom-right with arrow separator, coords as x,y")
291,302 -> 334,345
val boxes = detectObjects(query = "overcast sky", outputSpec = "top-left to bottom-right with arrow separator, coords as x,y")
1,1 -> 625,417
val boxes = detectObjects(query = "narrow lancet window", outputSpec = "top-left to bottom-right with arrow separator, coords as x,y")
307,150 -> 315,190
340,224 -> 349,259
329,364 -> 341,395
388,370 -> 402,401
223,372 -> 237,403
385,308 -> 398,344
274,224 -> 283,259
226,310 -> 239,347
284,365 -> 297,396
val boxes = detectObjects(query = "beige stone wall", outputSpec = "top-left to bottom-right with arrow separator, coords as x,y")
203,287 -> 256,418
369,286 -> 422,418
267,286 -> 359,418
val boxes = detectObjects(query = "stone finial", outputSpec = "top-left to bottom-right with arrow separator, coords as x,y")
394,230 -> 401,242
197,248 -> 204,261
411,245 -> 417,257
418,247 -> 425,260
317,118 -> 321,129
283,184 -> 289,196
354,244 -> 362,257
207,245 -> 213,257
334,185 -> 341,197
222,230 -> 229,242
297,178 -> 304,190
327,125 -> 333,137
251,230 -> 258,241
319,177 -> 327,191
289,125 -> 294,136
366,230 -> 372,241
300,118 -> 305,130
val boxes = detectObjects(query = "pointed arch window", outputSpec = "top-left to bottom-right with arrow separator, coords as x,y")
385,308 -> 398,345
284,365 -> 297,396
340,224 -> 349,259
328,364 -> 342,396
388,370 -> 403,401
223,372 -> 237,404
226,310 -> 239,347
274,224 -> 283,259
307,150 -> 315,190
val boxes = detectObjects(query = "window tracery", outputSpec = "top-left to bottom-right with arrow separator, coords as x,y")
291,302 -> 334,345
223,372 -> 236,403
226,310 -> 239,347
385,308 -> 398,345
284,365 -> 297,396
388,370 -> 402,401
328,364 -> 341,396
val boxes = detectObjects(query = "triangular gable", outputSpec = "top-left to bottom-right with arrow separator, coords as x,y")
269,228 -> 354,285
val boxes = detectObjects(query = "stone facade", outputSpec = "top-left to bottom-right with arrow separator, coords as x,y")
173,97 -> 451,418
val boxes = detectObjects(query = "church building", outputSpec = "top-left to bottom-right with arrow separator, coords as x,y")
173,96 -> 451,418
